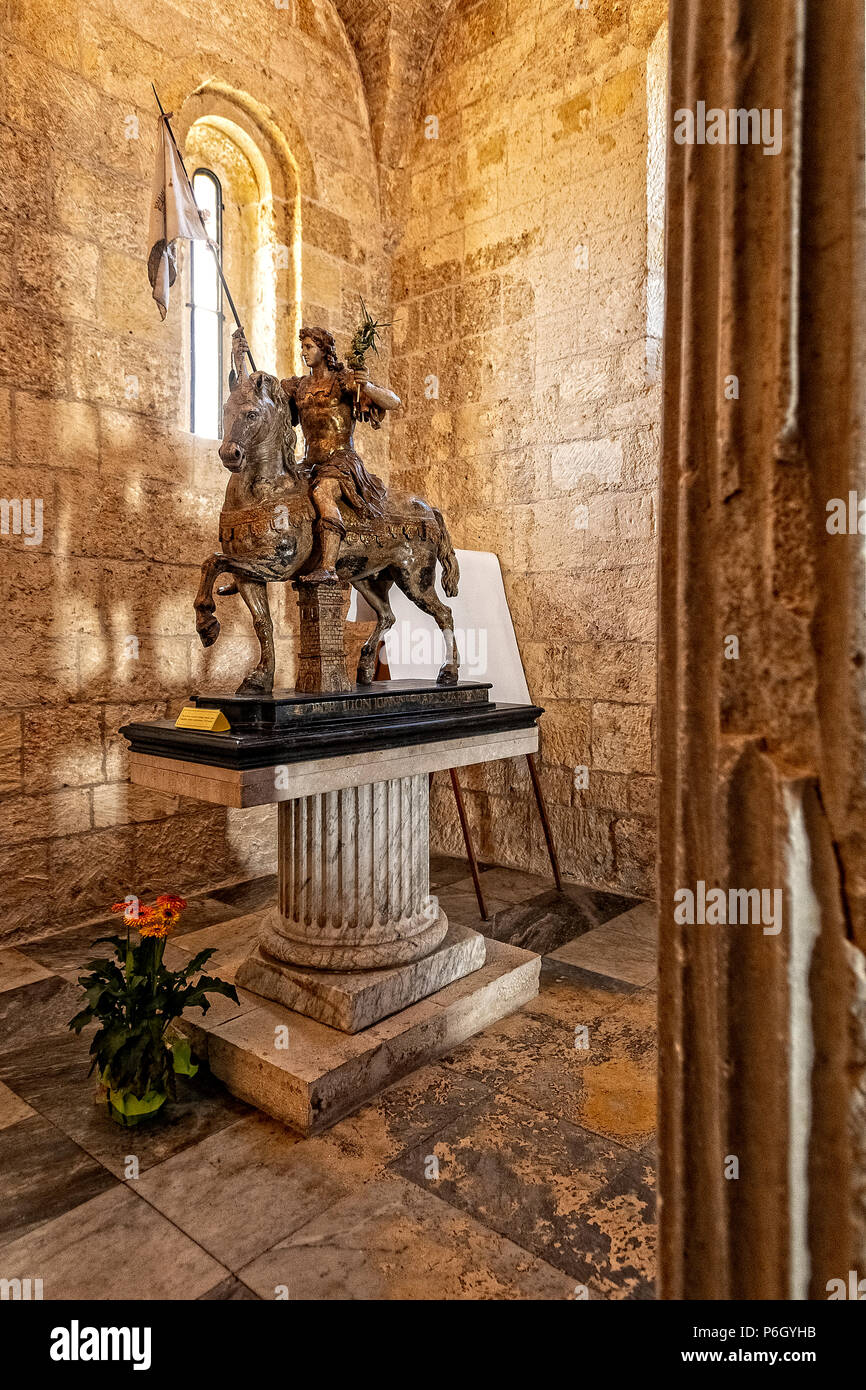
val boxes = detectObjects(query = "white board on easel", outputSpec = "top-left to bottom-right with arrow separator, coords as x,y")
348,550 -> 530,705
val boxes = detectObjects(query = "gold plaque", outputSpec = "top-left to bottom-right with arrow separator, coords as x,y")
175,706 -> 231,732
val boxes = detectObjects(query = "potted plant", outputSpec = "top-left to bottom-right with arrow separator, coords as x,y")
68,893 -> 238,1127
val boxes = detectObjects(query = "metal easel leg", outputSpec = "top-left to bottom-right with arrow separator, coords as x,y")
428,769 -> 489,922
526,752 -> 563,891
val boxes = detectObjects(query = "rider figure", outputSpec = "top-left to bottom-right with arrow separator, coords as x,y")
231,325 -> 401,582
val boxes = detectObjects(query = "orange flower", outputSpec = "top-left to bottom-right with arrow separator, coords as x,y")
138,905 -> 172,939
155,893 -> 187,920
111,899 -> 141,926
110,893 -> 186,939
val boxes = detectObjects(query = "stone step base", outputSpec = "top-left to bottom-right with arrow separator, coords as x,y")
235,922 -> 487,1033
178,938 -> 540,1136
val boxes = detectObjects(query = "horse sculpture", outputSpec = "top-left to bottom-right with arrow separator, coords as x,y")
194,370 -> 461,696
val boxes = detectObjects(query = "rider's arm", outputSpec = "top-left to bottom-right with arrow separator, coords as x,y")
357,377 -> 400,412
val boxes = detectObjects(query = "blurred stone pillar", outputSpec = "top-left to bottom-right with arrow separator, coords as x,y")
659,0 -> 866,1298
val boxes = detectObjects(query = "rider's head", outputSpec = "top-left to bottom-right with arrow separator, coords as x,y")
299,325 -> 340,372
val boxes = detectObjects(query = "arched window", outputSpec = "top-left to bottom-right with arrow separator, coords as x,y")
189,168 -> 224,439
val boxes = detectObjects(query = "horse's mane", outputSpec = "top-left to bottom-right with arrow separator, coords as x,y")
237,371 -> 302,480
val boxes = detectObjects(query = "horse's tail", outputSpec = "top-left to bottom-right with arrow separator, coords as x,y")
433,509 -> 459,597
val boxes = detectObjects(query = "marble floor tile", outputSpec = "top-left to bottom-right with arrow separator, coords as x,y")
0,1112 -> 117,1247
429,853 -> 474,890
7,1048 -> 253,1180
0,948 -> 253,1178
136,1113 -> 366,1270
548,919 -> 657,986
0,948 -> 55,994
168,895 -> 252,938
602,900 -> 658,942
199,1274 -> 261,1300
488,885 -> 641,956
317,1060 -> 491,1171
524,958 -> 642,1029
0,975 -> 82,1056
0,1080 -> 34,1130
435,886 -> 511,924
237,1175 -> 576,1300
448,867 -> 553,904
0,1186 -> 227,1299
17,901 -> 242,982
170,910 -> 264,985
389,1092 -> 636,1282
439,990 -> 657,1148
571,1148 -> 657,1299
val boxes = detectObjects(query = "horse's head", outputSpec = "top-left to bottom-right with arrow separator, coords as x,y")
219,372 -> 297,475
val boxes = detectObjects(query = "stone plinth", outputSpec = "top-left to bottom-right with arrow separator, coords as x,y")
237,921 -> 486,1032
293,580 -> 351,693
177,933 -> 540,1135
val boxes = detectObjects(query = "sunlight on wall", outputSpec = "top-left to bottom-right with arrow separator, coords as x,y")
646,20 -> 668,380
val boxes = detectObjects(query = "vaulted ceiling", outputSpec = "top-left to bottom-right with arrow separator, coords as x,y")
331,0 -> 454,169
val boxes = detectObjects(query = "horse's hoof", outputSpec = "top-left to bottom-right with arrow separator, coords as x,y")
196,615 -> 220,648
436,667 -> 459,686
235,673 -> 272,697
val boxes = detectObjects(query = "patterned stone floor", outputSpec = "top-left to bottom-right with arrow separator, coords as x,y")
0,856 -> 657,1300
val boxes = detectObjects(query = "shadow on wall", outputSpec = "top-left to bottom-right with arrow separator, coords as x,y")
2,417 -> 378,945
0,21 -> 386,944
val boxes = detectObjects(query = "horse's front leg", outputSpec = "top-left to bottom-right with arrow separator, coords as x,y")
194,553 -> 234,647
235,578 -> 275,695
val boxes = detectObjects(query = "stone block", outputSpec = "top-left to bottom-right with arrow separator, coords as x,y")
182,936 -> 539,1134
48,826 -> 135,921
14,393 -> 99,472
21,705 -> 104,792
236,923 -> 487,1033
592,700 -> 653,773
92,782 -> 179,828
0,714 -> 22,795
0,305 -> 68,391
538,700 -> 592,767
15,227 -> 100,322
0,843 -> 51,941
0,788 -> 90,845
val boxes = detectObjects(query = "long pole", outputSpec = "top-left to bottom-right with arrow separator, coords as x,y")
151,84 -> 256,371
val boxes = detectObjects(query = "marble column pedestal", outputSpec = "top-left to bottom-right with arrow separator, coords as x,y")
122,702 -> 543,1132
235,774 -> 486,1032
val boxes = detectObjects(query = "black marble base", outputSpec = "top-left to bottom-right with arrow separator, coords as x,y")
190,679 -> 492,730
120,680 -> 543,771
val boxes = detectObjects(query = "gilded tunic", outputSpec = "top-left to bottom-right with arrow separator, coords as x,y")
280,367 -> 387,519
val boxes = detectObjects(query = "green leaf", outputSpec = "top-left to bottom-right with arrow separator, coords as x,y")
170,1035 -> 198,1077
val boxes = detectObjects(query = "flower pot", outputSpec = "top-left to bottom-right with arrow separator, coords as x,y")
105,1083 -> 168,1127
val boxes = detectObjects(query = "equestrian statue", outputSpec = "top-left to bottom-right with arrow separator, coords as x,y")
194,323 -> 461,696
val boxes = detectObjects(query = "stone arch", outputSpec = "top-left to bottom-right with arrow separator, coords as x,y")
173,83 -> 311,383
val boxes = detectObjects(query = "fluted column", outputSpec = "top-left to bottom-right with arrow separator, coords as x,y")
258,772 -> 447,969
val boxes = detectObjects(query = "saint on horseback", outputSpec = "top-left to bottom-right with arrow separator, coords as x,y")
194,324 -> 461,696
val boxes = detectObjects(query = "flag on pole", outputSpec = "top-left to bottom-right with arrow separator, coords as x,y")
147,116 -> 210,320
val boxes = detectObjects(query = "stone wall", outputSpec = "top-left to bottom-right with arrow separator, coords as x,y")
0,0 -> 389,939
389,0 -> 666,895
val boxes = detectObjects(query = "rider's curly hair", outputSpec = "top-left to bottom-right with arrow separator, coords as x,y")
299,325 -> 343,373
